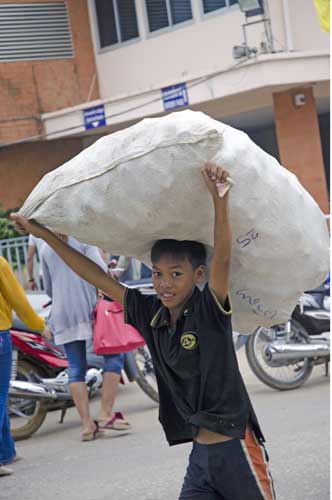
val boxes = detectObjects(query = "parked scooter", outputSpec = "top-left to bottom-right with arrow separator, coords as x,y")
9,288 -> 158,441
245,283 -> 330,390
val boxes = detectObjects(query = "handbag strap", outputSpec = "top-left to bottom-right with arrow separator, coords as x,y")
96,299 -> 123,314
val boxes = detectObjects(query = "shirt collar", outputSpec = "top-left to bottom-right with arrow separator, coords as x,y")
150,287 -> 200,329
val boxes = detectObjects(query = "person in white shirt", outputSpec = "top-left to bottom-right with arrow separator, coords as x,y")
27,235 -> 45,290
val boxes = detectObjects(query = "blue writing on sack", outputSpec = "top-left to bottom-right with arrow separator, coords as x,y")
236,289 -> 277,320
236,229 -> 259,249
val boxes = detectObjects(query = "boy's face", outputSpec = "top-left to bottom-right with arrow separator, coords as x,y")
152,255 -> 205,313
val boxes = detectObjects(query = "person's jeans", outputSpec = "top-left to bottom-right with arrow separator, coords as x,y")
63,340 -> 124,383
0,330 -> 16,465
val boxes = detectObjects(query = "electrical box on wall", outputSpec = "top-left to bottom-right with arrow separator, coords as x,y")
294,94 -> 306,107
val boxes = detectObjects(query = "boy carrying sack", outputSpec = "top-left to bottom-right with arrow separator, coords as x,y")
11,162 -> 276,500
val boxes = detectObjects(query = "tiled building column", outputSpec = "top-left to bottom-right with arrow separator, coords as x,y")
273,87 -> 329,214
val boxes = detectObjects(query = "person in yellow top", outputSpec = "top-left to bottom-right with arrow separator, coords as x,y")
314,0 -> 330,32
0,256 -> 48,476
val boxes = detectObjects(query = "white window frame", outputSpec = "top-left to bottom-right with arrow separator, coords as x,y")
143,0 -> 195,38
92,0 -> 141,53
199,0 -> 239,20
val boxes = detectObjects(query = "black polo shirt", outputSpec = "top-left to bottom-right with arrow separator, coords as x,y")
124,284 -> 264,446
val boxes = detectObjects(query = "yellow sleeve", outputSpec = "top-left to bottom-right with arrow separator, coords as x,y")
314,0 -> 330,32
0,258 -> 45,332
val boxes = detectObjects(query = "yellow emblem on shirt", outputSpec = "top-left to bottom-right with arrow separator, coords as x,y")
181,332 -> 199,350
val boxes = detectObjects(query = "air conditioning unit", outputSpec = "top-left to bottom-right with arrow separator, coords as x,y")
238,0 -> 264,17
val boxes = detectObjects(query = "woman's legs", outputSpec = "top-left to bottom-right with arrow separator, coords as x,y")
0,330 -> 16,466
63,341 -> 96,436
70,382 -> 95,434
98,354 -> 130,429
99,371 -> 121,421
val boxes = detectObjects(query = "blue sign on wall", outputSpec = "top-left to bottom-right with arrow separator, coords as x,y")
83,105 -> 106,130
161,83 -> 189,111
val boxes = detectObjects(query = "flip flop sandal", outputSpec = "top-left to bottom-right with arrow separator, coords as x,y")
81,420 -> 103,441
99,412 -> 132,431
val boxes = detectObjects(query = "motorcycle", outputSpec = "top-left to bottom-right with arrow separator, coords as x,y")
244,283 -> 330,390
9,287 -> 158,441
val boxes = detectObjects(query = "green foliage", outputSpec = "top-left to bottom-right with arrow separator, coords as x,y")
0,207 -> 26,269
0,207 -> 21,240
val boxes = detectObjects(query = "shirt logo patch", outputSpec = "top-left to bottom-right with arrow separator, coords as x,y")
181,332 -> 199,350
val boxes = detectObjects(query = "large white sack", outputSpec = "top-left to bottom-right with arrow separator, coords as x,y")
20,110 -> 329,333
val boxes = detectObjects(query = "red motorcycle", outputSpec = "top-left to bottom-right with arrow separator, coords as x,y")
9,291 -> 158,440
9,329 -> 70,440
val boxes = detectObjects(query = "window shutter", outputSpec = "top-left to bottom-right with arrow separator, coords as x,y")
146,0 -> 169,32
202,0 -> 227,14
0,2 -> 73,62
170,0 -> 192,25
117,0 -> 139,42
95,0 -> 118,47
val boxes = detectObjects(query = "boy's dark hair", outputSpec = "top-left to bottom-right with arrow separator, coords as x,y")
151,239 -> 207,270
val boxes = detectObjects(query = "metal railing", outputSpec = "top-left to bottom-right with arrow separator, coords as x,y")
0,235 -> 29,286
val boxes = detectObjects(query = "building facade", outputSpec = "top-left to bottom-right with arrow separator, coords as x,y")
0,0 -> 329,213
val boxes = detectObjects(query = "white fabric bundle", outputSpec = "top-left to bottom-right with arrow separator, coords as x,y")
20,110 -> 329,333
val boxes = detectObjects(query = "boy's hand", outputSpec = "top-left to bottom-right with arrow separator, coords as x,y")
10,213 -> 47,239
201,162 -> 232,200
202,162 -> 232,304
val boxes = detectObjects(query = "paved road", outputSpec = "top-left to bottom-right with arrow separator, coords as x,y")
2,350 -> 329,500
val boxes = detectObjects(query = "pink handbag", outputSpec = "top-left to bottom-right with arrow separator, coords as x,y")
93,299 -> 145,355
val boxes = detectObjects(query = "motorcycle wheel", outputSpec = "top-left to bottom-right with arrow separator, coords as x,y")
9,360 -> 48,441
133,346 -> 159,403
245,321 -> 314,390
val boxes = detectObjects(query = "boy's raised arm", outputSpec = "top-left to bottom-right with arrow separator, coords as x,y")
10,214 -> 126,305
201,162 -> 232,305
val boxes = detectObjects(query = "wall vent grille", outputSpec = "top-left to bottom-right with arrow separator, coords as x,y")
0,2 -> 74,62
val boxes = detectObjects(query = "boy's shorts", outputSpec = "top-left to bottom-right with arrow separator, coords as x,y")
179,429 -> 276,500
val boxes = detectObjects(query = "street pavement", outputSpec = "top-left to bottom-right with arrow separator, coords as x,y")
2,349 -> 329,500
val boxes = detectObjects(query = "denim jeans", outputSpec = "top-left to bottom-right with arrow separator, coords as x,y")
0,330 -> 16,465
63,340 -> 124,383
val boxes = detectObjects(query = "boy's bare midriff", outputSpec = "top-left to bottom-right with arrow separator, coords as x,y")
195,427 -> 235,444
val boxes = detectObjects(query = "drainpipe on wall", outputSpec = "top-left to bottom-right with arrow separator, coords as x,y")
281,0 -> 294,51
